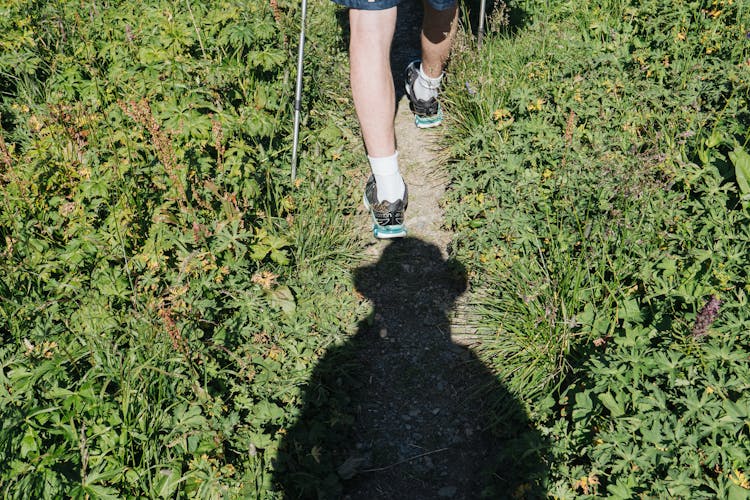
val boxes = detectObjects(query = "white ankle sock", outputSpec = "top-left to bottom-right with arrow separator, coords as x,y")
414,64 -> 442,102
368,152 -> 405,203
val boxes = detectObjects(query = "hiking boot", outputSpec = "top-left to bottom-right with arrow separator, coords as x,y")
363,175 -> 408,239
404,60 -> 443,129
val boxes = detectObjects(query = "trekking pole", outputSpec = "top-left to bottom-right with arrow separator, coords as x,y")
477,0 -> 487,50
291,0 -> 308,182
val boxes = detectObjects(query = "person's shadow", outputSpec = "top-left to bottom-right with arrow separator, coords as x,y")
274,238 -> 547,498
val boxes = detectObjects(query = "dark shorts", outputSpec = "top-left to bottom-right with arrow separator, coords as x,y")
333,0 -> 455,12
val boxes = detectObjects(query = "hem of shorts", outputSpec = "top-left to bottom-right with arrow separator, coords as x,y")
427,0 -> 457,11
331,0 -> 403,10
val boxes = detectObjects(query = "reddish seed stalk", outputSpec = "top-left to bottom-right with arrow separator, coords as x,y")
0,115 -> 11,170
691,295 -> 722,338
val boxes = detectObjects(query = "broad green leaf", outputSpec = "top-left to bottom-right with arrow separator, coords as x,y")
572,390 -> 593,421
253,400 -> 285,423
250,243 -> 270,261
728,483 -> 750,500
599,392 -> 625,417
82,484 -> 120,500
656,257 -> 677,277
20,427 -> 38,458
705,129 -> 722,149
248,432 -> 273,449
729,146 -> 750,200
318,123 -> 342,144
607,479 -> 635,499
247,49 -> 285,70
154,468 -> 181,499
265,234 -> 289,250
722,400 -> 748,420
9,460 -> 33,476
270,248 -> 290,265
267,285 -> 295,314
173,404 -> 206,429
619,297 -> 641,322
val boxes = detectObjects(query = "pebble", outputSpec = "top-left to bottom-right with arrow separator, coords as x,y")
379,327 -> 388,338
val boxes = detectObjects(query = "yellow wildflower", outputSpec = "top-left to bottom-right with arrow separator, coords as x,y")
527,99 -> 546,112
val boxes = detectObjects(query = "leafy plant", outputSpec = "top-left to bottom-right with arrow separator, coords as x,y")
0,0 -> 364,497
444,0 -> 750,495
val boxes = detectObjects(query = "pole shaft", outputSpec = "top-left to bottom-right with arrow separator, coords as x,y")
291,0 -> 308,181
477,0 -> 487,50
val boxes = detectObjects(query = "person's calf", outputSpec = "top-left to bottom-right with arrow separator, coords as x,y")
420,2 -> 457,78
349,7 -> 398,157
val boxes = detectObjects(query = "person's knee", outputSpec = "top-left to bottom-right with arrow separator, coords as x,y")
349,8 -> 397,53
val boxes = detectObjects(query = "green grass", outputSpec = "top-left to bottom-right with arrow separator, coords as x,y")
444,0 -> 750,496
0,0 -> 365,497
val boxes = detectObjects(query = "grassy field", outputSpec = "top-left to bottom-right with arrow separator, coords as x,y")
1,0 -> 749,497
0,0 -> 366,497
444,0 -> 750,496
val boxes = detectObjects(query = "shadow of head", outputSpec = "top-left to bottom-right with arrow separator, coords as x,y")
353,238 -> 466,339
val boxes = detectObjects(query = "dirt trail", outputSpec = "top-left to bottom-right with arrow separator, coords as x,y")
340,1 -> 505,497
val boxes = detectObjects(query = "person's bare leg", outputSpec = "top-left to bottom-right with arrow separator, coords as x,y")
420,2 -> 458,78
349,8 -> 397,157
